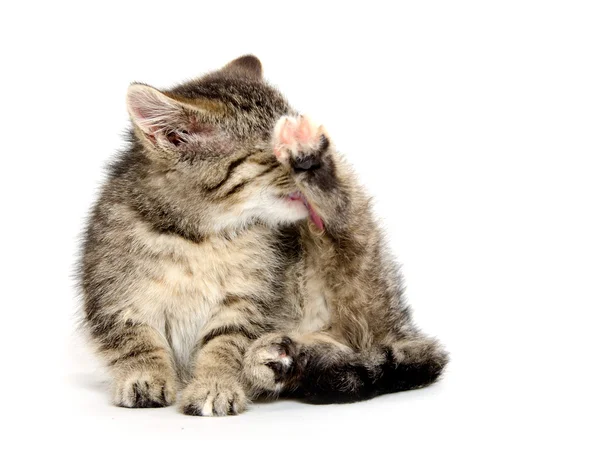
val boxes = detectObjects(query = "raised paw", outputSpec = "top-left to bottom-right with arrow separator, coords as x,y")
112,369 -> 177,408
273,115 -> 330,171
243,334 -> 306,394
180,376 -> 247,417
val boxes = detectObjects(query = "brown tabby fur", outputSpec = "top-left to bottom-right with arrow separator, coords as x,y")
79,55 -> 448,416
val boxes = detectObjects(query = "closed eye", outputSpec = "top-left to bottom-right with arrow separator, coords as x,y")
205,152 -> 255,192
220,162 -> 281,198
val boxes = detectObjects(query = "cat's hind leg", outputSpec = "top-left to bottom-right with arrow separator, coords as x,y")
242,334 -> 304,395
297,335 -> 449,404
243,332 -> 448,403
243,332 -> 352,397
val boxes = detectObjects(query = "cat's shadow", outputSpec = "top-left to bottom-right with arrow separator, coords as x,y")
68,372 -> 110,395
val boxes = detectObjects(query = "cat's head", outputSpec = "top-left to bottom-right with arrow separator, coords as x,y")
122,55 -> 309,238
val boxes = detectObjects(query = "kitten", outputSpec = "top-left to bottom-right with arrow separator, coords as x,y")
79,55 -> 448,416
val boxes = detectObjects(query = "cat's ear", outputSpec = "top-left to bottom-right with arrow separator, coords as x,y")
126,84 -> 214,147
221,55 -> 263,80
127,83 -> 222,152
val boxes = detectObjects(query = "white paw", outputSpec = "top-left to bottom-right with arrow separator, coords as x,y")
244,335 -> 301,393
273,115 -> 326,164
180,377 -> 247,416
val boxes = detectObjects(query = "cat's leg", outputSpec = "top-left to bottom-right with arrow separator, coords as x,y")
272,115 -> 359,236
295,334 -> 448,404
93,318 -> 178,408
244,332 -> 448,403
180,334 -> 249,416
180,297 -> 267,416
270,115 -> 448,402
243,331 -> 352,396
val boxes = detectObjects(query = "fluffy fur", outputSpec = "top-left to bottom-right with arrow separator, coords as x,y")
79,55 -> 448,415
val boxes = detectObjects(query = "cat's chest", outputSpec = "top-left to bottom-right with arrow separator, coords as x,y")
161,244 -> 260,299
136,229 -> 275,323
297,264 -> 331,333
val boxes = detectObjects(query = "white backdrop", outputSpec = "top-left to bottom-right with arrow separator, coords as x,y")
2,1 -> 598,460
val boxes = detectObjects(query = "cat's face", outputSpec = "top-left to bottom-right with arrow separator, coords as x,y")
125,56 -> 309,236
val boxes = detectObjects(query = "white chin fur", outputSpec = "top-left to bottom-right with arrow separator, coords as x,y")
261,196 -> 309,226
213,193 -> 309,232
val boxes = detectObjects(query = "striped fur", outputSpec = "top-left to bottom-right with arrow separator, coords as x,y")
79,55 -> 448,415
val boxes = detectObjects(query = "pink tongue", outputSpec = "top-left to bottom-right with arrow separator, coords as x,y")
307,203 -> 324,230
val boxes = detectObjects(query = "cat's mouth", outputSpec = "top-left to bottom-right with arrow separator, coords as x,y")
287,192 -> 324,230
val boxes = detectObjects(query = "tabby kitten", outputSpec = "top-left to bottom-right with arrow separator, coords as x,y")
80,55 -> 448,416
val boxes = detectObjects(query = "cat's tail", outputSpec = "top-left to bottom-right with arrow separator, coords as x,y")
290,336 -> 449,404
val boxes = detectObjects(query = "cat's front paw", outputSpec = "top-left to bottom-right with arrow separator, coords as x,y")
180,376 -> 247,416
243,334 -> 306,394
273,115 -> 331,172
112,369 -> 177,408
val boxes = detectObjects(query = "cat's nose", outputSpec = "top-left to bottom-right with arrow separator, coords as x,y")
291,154 -> 321,172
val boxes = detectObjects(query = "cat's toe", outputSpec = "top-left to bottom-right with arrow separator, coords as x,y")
273,116 -> 297,162
181,378 -> 247,416
273,115 -> 328,164
295,115 -> 320,145
244,334 -> 304,394
113,370 -> 176,408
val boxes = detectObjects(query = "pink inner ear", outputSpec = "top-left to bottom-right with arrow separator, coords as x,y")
127,86 -> 183,137
131,107 -> 161,135
188,116 -> 215,137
